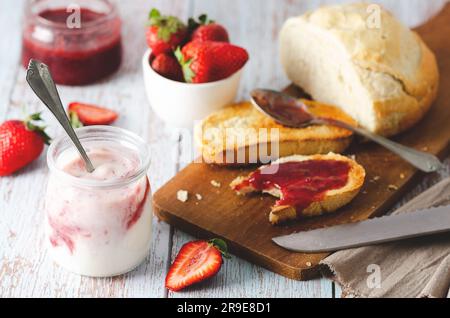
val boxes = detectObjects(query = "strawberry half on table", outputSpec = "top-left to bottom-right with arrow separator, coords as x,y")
165,238 -> 230,292
0,113 -> 50,176
175,41 -> 249,83
68,102 -> 118,126
188,14 -> 229,42
146,8 -> 188,56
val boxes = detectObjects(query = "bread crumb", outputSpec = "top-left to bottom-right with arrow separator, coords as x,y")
348,154 -> 356,160
422,146 -> 429,151
388,184 -> 398,191
370,176 -> 380,183
210,180 -> 221,187
400,173 -> 405,179
176,190 -> 188,202
195,193 -> 202,200
306,262 -> 312,267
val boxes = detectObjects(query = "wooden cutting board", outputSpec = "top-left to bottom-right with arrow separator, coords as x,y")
153,4 -> 450,281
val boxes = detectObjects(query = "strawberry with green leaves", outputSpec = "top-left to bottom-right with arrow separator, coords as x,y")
165,238 -> 230,291
0,113 -> 50,176
175,41 -> 249,83
146,8 -> 188,56
189,14 -> 229,42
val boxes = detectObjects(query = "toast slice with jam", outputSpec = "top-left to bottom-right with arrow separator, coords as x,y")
230,153 -> 365,224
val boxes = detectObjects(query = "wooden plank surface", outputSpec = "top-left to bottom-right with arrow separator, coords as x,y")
153,2 -> 450,281
0,0 -> 448,297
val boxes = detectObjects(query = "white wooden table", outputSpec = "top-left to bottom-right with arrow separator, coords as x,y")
0,0 -> 447,298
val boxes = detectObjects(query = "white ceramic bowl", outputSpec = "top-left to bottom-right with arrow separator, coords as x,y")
142,49 -> 243,128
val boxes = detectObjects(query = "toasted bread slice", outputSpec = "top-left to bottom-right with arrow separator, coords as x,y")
195,100 -> 356,165
230,153 -> 365,224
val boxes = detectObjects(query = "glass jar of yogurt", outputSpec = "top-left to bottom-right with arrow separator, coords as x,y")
45,126 -> 151,277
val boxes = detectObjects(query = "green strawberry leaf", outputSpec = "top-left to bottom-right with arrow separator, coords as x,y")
188,17 -> 198,31
29,112 -> 43,121
198,14 -> 208,24
157,27 -> 171,42
147,8 -> 186,41
199,14 -> 214,24
149,8 -> 160,22
69,111 -> 84,129
188,14 -> 214,31
174,47 -> 195,83
23,112 -> 51,145
35,129 -> 52,145
181,60 -> 195,83
209,238 -> 231,259
174,46 -> 184,62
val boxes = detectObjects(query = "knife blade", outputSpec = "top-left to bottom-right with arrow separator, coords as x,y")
272,205 -> 450,253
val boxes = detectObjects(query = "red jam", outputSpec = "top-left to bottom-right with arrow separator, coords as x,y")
21,5 -> 121,85
237,160 -> 351,214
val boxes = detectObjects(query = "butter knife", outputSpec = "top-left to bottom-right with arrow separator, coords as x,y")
272,205 -> 450,252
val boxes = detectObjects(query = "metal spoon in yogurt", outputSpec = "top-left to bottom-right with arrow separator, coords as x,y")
250,88 -> 443,173
26,59 -> 95,173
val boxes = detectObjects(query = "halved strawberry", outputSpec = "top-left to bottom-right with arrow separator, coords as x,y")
165,238 -> 230,292
68,102 -> 118,126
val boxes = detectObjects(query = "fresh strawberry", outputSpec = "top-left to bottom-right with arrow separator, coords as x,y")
146,8 -> 188,56
151,53 -> 184,81
0,113 -> 50,176
175,41 -> 249,83
189,14 -> 229,42
165,238 -> 230,291
68,102 -> 118,126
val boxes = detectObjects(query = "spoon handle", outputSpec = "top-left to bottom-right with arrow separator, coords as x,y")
26,59 -> 95,173
314,117 -> 444,173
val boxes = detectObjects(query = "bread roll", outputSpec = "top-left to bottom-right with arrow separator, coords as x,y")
279,3 -> 439,136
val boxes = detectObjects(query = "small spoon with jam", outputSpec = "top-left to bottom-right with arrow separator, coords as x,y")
250,88 -> 443,173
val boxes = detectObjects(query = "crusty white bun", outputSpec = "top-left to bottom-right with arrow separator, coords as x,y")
230,153 -> 365,224
279,3 -> 439,136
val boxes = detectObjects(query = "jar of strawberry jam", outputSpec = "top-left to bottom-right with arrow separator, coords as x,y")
21,0 -> 122,85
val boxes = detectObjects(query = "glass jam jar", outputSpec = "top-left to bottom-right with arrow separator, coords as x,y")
22,0 -> 122,85
45,126 -> 152,277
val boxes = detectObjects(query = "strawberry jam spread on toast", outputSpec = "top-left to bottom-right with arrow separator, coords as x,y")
233,159 -> 351,215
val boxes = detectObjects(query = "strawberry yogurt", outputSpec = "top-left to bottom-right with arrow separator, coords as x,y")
45,126 -> 152,277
